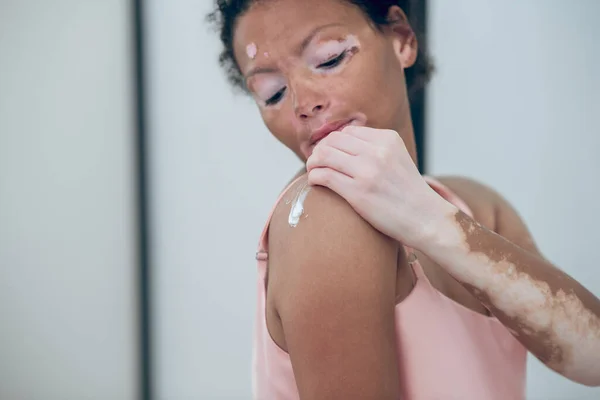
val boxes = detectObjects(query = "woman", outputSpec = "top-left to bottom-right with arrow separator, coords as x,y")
208,0 -> 600,398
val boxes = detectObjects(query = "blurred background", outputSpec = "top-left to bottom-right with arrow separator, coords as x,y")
1,0 -> 599,399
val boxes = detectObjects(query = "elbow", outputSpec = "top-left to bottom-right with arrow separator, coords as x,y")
560,367 -> 600,387
573,376 -> 600,388
571,378 -> 600,388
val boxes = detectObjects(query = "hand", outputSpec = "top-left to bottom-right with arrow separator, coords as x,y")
306,126 -> 455,248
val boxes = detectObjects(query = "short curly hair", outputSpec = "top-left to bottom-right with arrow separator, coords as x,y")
206,0 -> 433,100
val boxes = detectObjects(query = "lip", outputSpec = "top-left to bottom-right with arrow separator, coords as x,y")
309,119 -> 354,146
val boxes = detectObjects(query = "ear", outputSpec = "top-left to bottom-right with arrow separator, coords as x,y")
385,6 -> 418,68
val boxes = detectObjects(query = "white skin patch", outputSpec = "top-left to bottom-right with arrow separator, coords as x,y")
246,42 -> 257,59
434,213 -> 600,384
309,34 -> 359,62
288,181 -> 311,227
249,34 -> 361,109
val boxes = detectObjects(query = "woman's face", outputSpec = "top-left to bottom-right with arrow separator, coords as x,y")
233,0 -> 418,162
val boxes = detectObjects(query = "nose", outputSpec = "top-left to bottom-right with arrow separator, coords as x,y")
291,80 -> 330,120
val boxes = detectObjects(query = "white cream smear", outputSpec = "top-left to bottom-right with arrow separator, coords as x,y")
288,181 -> 311,227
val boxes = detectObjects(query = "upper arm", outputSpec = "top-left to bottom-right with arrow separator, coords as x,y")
491,186 -> 542,256
268,179 -> 400,400
437,175 -> 542,256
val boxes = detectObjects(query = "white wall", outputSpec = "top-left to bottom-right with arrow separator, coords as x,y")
145,1 -> 302,398
146,0 -> 600,399
0,1 -> 138,399
429,1 -> 600,399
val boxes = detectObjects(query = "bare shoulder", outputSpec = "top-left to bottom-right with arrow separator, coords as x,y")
266,175 -> 401,397
268,174 -> 398,292
266,174 -> 399,332
434,175 -> 540,254
285,167 -> 307,186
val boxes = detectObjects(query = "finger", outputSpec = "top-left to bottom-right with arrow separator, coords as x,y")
306,143 -> 358,177
307,167 -> 354,196
340,125 -> 379,141
319,130 -> 369,156
342,125 -> 398,146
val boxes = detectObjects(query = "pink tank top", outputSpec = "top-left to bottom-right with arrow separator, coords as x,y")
253,176 -> 527,399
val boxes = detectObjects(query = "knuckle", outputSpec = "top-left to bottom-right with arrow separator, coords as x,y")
341,125 -> 356,133
307,168 -> 320,184
386,128 -> 399,138
330,130 -> 344,139
309,168 -> 330,187
318,144 -> 332,160
307,152 -> 318,167
320,169 -> 333,187
374,146 -> 388,163
386,129 -> 401,144
326,131 -> 342,145
316,143 -> 329,157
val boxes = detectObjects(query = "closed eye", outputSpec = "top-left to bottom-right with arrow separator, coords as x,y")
317,50 -> 348,69
263,50 -> 349,107
265,88 -> 286,106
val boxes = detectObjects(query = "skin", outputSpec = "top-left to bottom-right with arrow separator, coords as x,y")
234,2 -> 413,397
303,43 -> 600,390
234,0 -> 417,162
232,0 -> 600,396
428,206 -> 600,385
269,180 -> 401,399
246,42 -> 258,59
305,99 -> 600,386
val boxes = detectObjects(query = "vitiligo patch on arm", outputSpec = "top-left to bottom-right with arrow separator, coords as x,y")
443,211 -> 600,384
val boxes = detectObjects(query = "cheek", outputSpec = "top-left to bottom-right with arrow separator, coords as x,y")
259,95 -> 302,147
336,63 -> 385,109
347,62 -> 406,128
261,110 -> 298,148
327,49 -> 388,106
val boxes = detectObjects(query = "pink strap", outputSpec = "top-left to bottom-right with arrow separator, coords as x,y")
402,245 -> 428,281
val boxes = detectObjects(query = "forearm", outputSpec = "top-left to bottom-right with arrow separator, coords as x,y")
420,206 -> 600,386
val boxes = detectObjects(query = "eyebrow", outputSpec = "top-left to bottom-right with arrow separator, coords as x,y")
244,23 -> 344,79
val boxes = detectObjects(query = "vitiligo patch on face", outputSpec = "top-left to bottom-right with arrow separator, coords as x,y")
246,43 -> 258,59
315,35 -> 360,60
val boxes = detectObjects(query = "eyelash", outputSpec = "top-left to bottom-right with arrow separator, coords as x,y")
264,50 -> 349,106
318,50 -> 348,69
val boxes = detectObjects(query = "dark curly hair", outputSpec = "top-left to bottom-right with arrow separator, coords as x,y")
206,0 -> 433,100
